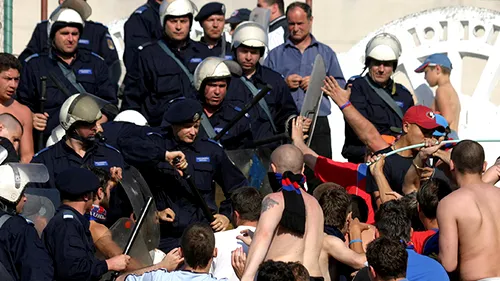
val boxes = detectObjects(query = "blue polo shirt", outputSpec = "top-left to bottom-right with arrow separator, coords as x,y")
264,35 -> 346,116
407,247 -> 449,281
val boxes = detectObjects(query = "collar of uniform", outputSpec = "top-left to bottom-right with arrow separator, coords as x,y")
199,36 -> 222,48
166,135 -> 201,153
59,204 -> 90,229
163,38 -> 200,52
284,34 -> 319,49
56,137 -> 100,159
50,48 -> 86,66
366,74 -> 395,93
270,15 -> 286,27
247,63 -> 265,85
147,0 -> 160,11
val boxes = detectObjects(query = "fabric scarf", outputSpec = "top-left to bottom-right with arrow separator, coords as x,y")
324,225 -> 346,242
89,204 -> 107,223
276,171 -> 306,236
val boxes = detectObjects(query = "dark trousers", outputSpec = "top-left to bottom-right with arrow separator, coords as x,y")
304,116 -> 332,194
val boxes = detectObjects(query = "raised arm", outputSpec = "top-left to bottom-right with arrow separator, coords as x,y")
241,193 -> 284,281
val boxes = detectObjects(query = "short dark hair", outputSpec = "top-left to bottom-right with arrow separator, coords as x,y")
366,237 -> 408,280
0,53 -> 21,74
319,189 -> 351,230
262,0 -> 284,15
257,260 -> 295,281
350,195 -> 369,223
417,178 -> 452,219
399,192 -> 426,232
86,166 -> 110,189
451,140 -> 485,174
180,223 -> 215,269
375,200 -> 411,242
231,187 -> 262,222
287,262 -> 310,281
286,2 -> 312,20
313,182 -> 344,200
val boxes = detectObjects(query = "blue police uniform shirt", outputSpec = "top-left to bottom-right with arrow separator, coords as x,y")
18,20 -> 120,73
265,35 -> 346,116
242,63 -> 298,134
342,75 -> 414,163
200,36 -> 233,60
42,205 -> 108,280
123,0 -> 163,72
0,210 -> 54,281
17,49 -> 118,143
135,132 -> 247,252
121,39 -> 212,127
30,138 -> 125,190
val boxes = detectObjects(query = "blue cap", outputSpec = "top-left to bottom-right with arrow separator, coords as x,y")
195,2 -> 225,22
415,53 -> 453,73
56,167 -> 100,196
433,114 -> 449,137
226,8 -> 251,24
163,98 -> 203,125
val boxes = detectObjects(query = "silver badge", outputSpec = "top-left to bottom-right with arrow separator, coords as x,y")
193,113 -> 200,122
221,4 -> 226,14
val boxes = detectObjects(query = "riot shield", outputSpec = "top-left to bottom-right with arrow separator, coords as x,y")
107,166 -> 160,267
300,54 -> 326,146
225,148 -> 273,195
250,7 -> 271,30
0,146 -> 7,164
21,188 -> 58,236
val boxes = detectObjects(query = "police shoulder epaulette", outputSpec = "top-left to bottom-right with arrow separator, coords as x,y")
104,143 -> 121,153
348,75 -> 363,83
134,5 -> 148,14
33,146 -> 51,158
24,53 -> 39,63
91,52 -> 105,61
138,41 -> 155,51
62,211 -> 74,220
39,19 -> 48,24
25,218 -> 34,226
207,138 -> 222,147
146,132 -> 163,138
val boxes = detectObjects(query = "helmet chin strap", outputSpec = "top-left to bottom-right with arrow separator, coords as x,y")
68,129 -> 96,147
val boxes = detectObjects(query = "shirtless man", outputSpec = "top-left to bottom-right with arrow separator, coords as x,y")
0,53 -> 33,163
437,140 -> 500,280
241,144 -> 324,281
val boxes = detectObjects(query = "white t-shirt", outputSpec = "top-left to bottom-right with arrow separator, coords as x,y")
210,225 -> 256,281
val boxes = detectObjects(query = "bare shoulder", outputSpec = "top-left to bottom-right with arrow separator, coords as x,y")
90,221 -> 111,241
261,193 -> 283,213
11,101 -> 32,123
303,192 -> 322,210
323,234 -> 344,249
438,189 -> 470,210
436,84 -> 459,98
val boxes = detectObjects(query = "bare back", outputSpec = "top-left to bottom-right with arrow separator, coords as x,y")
438,183 -> 500,281
432,83 -> 461,132
266,191 -> 324,277
0,99 -> 34,162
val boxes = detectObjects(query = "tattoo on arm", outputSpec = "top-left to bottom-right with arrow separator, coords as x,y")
261,197 -> 279,213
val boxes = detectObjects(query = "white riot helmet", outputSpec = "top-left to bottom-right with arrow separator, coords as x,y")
0,164 -> 49,205
160,0 -> 198,28
231,21 -> 268,50
114,110 -> 149,126
194,57 -> 232,91
365,33 -> 402,63
48,8 -> 85,40
59,94 -> 103,131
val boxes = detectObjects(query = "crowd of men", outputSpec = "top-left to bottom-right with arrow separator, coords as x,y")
0,0 -> 498,280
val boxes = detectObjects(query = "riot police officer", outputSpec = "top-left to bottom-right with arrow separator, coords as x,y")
31,94 -> 124,190
17,7 -> 117,146
193,57 -> 275,149
42,167 -> 130,280
231,21 -> 299,135
0,163 -> 54,281
123,0 -> 163,73
343,33 -> 414,163
195,2 -> 232,59
121,0 -> 212,127
135,98 -> 247,253
18,0 -> 121,85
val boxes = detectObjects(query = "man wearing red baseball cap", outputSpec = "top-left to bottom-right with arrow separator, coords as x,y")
366,105 -> 446,207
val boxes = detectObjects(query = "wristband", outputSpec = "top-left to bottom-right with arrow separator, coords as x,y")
339,101 -> 352,110
349,239 -> 363,245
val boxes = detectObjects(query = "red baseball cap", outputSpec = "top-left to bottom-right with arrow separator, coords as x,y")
402,105 -> 442,129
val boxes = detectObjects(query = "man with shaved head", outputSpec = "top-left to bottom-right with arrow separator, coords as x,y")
0,113 -> 23,163
438,140 -> 500,281
241,144 -> 324,281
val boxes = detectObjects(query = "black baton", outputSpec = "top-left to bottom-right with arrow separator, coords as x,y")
174,157 -> 215,222
36,76 -> 47,151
